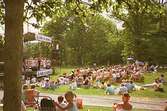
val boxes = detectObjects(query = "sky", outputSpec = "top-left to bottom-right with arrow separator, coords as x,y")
0,18 -> 39,35
101,12 -> 124,30
23,18 -> 39,34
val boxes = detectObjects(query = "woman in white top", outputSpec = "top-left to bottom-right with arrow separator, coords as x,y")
113,93 -> 132,111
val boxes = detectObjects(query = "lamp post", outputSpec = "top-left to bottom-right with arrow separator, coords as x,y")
56,44 -> 61,73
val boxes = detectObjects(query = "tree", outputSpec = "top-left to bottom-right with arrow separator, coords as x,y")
111,0 -> 167,63
42,14 -> 123,66
4,1 -> 24,111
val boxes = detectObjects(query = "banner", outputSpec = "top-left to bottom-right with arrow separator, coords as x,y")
35,34 -> 52,43
36,69 -> 52,77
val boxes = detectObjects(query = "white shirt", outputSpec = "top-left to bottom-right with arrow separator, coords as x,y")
31,77 -> 37,83
56,102 -> 67,111
25,79 -> 30,85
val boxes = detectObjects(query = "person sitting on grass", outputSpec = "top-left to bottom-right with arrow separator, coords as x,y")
44,79 -> 50,89
153,79 -> 164,92
69,79 -> 77,90
105,84 -> 115,95
159,74 -> 166,84
83,77 -> 91,89
56,96 -> 67,111
113,93 -> 132,111
76,76 -> 83,87
55,91 -> 78,111
119,84 -> 128,95
99,81 -> 106,89
50,81 -> 56,90
125,81 -> 135,92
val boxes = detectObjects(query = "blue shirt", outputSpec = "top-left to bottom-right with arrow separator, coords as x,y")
106,86 -> 115,94
69,102 -> 78,111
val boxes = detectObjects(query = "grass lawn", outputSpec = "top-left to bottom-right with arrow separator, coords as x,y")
38,85 -> 105,96
50,67 -> 74,80
26,106 -> 149,111
38,68 -> 167,98
131,71 -> 167,98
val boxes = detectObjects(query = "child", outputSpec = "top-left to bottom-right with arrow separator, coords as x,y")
55,91 -> 78,111
113,93 -> 132,111
56,96 -> 67,111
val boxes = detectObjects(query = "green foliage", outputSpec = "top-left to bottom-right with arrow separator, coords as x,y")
23,42 -> 51,58
40,0 -> 167,65
1,0 -> 167,65
112,0 -> 167,64
42,14 -> 123,66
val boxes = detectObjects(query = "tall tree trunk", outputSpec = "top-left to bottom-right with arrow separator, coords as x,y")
4,0 -> 24,111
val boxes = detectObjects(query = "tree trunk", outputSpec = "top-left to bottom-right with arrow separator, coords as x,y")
4,0 -> 24,111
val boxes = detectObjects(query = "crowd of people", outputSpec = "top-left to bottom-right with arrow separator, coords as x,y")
21,83 -> 132,111
36,63 -> 147,93
23,62 -> 166,95
23,57 -> 51,71
21,61 -> 167,111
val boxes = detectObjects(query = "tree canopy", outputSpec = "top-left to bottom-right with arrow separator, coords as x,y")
38,0 -> 167,66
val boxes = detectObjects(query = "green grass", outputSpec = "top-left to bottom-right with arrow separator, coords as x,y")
55,67 -> 74,74
50,67 -> 74,80
131,71 -> 167,98
38,68 -> 167,98
26,106 -> 149,111
37,85 -> 106,96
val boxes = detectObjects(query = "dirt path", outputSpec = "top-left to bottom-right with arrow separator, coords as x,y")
40,93 -> 167,111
